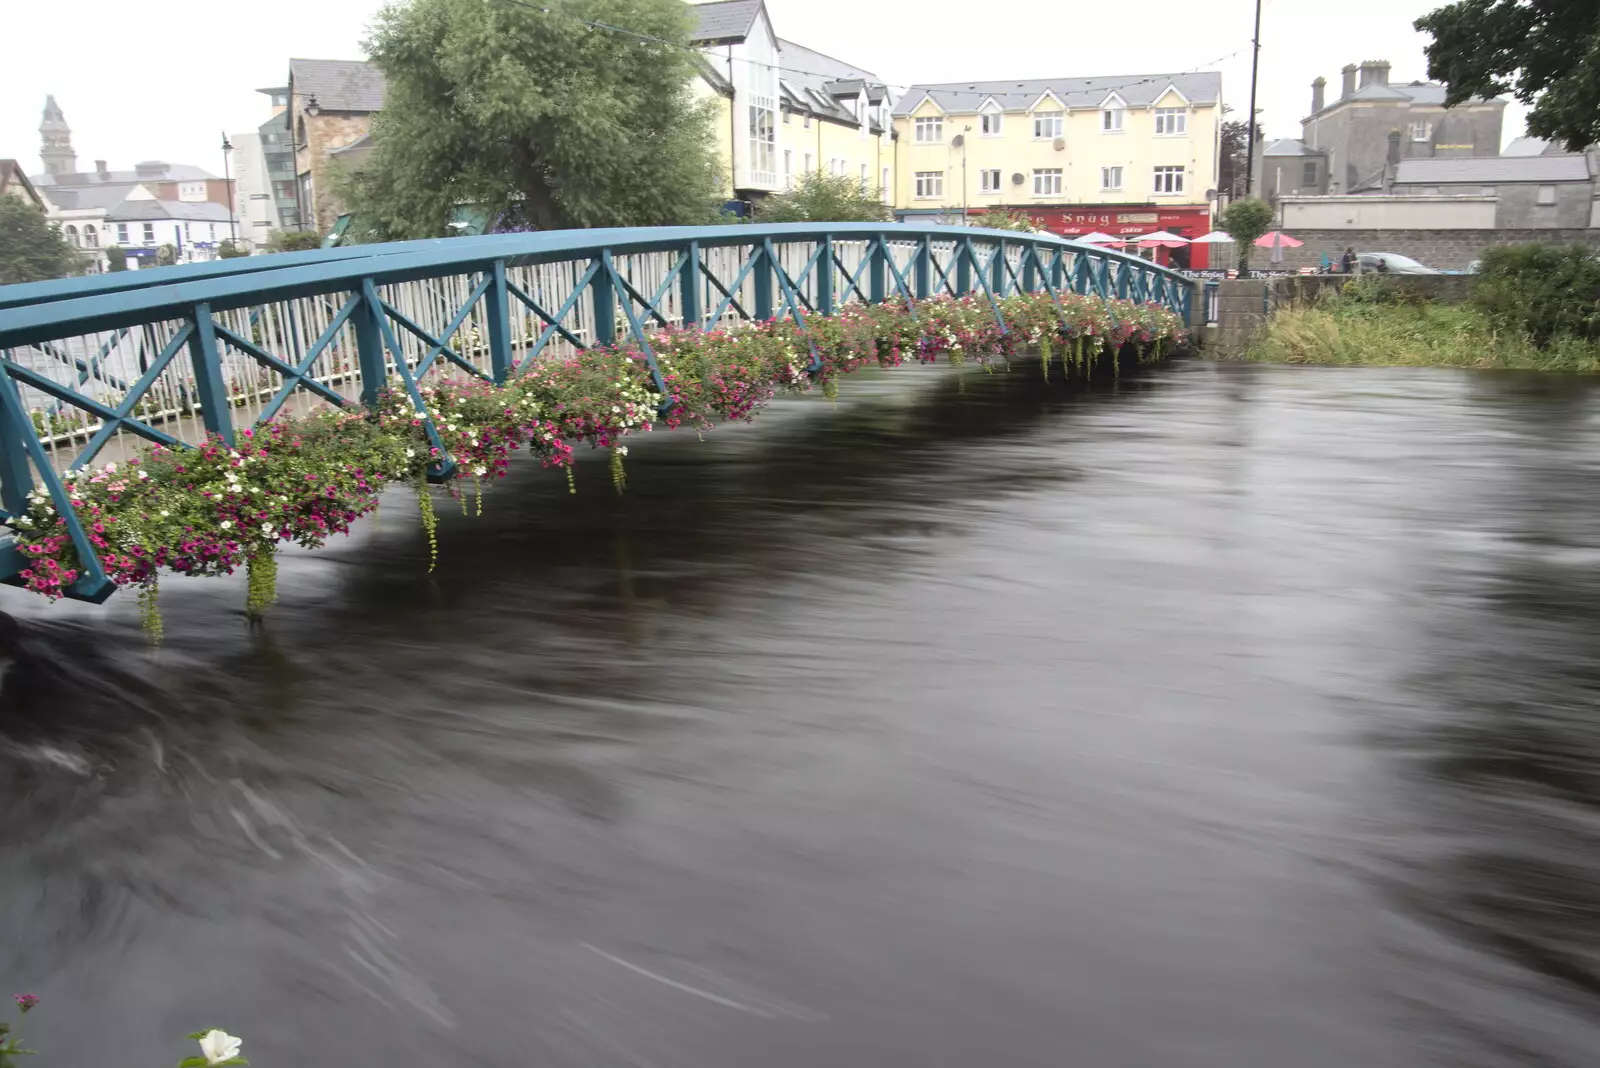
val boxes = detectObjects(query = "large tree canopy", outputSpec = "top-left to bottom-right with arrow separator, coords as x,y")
346,0 -> 722,237
0,196 -> 84,285
1415,0 -> 1600,150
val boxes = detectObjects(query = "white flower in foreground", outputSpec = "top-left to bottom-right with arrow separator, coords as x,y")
197,1029 -> 243,1065
261,523 -> 275,536
220,521 -> 232,530
104,462 -> 117,474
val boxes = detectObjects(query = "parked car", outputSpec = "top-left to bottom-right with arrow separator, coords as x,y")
1357,252 -> 1440,275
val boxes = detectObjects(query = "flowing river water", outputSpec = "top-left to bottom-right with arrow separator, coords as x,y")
5,359 -> 1600,1066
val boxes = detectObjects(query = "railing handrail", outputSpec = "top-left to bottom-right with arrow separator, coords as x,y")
0,224 -> 1192,347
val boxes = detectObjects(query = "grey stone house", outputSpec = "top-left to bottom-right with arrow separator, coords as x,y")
1291,60 -> 1504,194
1257,137 -> 1328,198
1390,155 -> 1600,228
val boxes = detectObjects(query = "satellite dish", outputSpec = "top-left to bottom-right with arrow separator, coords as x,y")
1011,172 -> 1025,185
1053,138 -> 1065,151
1205,188 -> 1218,200
951,133 -> 965,148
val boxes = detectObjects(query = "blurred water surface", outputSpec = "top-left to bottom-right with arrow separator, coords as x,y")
6,360 -> 1600,1066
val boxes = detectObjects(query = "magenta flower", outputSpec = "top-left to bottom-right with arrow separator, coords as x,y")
13,994 -> 38,1012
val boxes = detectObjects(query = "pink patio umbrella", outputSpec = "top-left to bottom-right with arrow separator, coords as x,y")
1253,231 -> 1304,263
1135,230 -> 1190,249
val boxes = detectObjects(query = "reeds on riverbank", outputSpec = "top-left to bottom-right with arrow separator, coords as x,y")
1235,301 -> 1600,373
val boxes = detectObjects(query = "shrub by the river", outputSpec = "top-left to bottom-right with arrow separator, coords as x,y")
6,292 -> 1186,630
1,995 -> 246,1068
1473,243 -> 1600,348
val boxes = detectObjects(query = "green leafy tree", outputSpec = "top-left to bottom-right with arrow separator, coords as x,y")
972,206 -> 1037,232
1473,243 -> 1600,348
1416,0 -> 1600,150
217,238 -> 251,258
0,195 -> 85,284
103,244 -> 129,271
266,230 -> 323,253
756,172 -> 891,224
345,0 -> 720,238
156,244 -> 179,267
1219,196 -> 1274,278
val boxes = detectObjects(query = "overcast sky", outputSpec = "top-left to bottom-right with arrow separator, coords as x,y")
1,0 -> 1527,179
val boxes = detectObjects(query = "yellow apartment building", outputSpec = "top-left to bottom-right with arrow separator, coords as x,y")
891,73 -> 1222,258
690,0 -> 895,208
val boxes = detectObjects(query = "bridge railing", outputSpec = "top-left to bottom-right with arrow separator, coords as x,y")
0,223 -> 1193,597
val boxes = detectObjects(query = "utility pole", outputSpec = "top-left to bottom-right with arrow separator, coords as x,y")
1243,0 -> 1262,197
220,132 -> 238,245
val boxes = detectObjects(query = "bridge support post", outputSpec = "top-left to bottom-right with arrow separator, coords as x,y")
956,243 -> 972,295
753,242 -> 774,321
0,371 -> 35,514
590,256 -> 616,346
354,285 -> 389,407
869,237 -> 886,305
914,238 -> 931,300
990,239 -> 1007,297
679,241 -> 702,329
817,237 -> 835,316
1022,244 -> 1038,293
186,303 -> 234,444
486,260 -> 513,385
1051,251 -> 1065,292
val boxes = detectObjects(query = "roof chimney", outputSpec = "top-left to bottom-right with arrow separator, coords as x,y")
1341,64 -> 1358,100
1358,61 -> 1391,89
1311,77 -> 1326,114
94,159 -> 107,178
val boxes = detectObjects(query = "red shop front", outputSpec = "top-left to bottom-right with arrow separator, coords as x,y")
1026,205 -> 1214,269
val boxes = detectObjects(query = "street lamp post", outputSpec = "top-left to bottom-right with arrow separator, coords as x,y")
1243,0 -> 1263,197
220,132 -> 238,246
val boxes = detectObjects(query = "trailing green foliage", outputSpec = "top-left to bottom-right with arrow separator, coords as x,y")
756,172 -> 892,224
1472,243 -> 1600,348
102,244 -> 129,271
1219,197 -> 1273,277
343,0 -> 720,237
9,293 -> 1186,627
1236,298 -> 1600,371
1416,0 -> 1600,151
0,195 -> 85,284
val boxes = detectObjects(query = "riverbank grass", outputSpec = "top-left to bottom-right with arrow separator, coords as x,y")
1239,301 -> 1600,372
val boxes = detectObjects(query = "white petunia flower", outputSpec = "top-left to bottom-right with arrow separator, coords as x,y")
197,1030 -> 243,1066
220,521 -> 232,530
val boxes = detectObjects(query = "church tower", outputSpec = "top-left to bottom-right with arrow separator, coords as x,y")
40,96 -> 77,176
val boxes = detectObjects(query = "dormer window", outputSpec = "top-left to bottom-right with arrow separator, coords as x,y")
1032,111 -> 1062,139
1102,107 -> 1124,132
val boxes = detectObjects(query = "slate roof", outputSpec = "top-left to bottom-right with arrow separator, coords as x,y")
777,39 -> 889,130
39,183 -> 144,211
288,58 -> 387,112
1503,136 -> 1557,157
0,160 -> 41,207
106,199 -> 234,223
689,0 -> 763,44
1393,155 -> 1591,184
1262,138 -> 1320,157
1309,79 -> 1496,118
895,71 -> 1221,116
32,162 -> 217,187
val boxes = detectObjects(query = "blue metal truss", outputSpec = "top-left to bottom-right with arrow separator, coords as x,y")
0,223 -> 1195,601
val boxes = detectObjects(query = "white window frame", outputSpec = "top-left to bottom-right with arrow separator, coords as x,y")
979,168 -> 1002,194
116,223 -> 128,243
142,222 -> 155,243
804,152 -> 813,173
980,112 -> 1003,137
860,163 -> 868,190
1032,111 -> 1063,140
1536,184 -> 1557,206
1152,166 -> 1185,195
881,166 -> 890,204
1101,166 -> 1123,191
914,116 -> 943,143
914,170 -> 944,199
1032,168 -> 1062,197
1102,108 -> 1124,132
1302,160 -> 1318,187
1153,107 -> 1186,135
783,149 -> 792,188
1411,120 -> 1432,142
